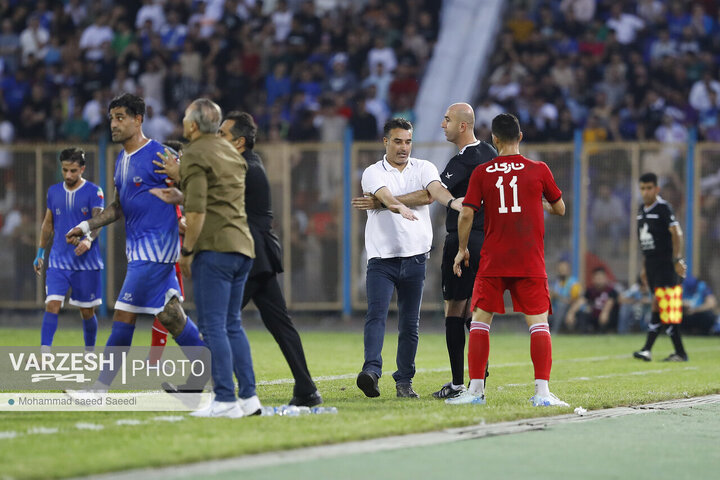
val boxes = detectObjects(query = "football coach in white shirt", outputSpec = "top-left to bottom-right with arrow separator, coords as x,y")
352,118 -> 463,398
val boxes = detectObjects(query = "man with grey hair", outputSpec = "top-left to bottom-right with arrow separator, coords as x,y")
178,98 -> 259,418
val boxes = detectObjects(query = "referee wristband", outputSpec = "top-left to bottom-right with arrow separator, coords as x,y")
447,197 -> 456,209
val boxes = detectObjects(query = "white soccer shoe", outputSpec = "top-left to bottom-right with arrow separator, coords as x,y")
64,387 -> 107,402
445,391 -> 486,405
239,395 -> 262,416
529,393 -> 569,407
189,399 -> 244,418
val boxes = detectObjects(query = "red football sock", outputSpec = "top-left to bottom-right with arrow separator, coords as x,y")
529,323 -> 552,381
468,322 -> 490,381
149,317 -> 169,364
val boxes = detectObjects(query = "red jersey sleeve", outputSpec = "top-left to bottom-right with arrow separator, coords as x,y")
463,165 -> 484,211
542,163 -> 562,203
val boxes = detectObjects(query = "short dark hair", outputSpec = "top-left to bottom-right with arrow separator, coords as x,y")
225,111 -> 257,150
163,140 -> 184,155
108,93 -> 146,120
383,117 -> 413,138
491,113 -> 521,142
59,147 -> 85,166
639,172 -> 658,185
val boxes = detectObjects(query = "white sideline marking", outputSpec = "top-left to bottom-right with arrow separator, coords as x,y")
115,419 -> 144,426
152,416 -> 184,423
0,431 -> 18,440
73,394 -> 720,480
27,427 -> 58,435
75,423 -> 104,431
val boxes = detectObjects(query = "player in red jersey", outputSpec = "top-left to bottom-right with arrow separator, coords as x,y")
446,113 -> 569,407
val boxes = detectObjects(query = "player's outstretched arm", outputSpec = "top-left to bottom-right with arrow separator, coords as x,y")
66,190 -> 122,244
373,187 -> 418,221
426,180 -> 464,211
34,208 -> 53,276
543,197 -> 566,216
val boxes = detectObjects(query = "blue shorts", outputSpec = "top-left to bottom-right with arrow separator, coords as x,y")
115,261 -> 183,315
45,268 -> 102,308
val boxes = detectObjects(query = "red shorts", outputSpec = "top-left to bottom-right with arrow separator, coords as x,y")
471,276 -> 551,315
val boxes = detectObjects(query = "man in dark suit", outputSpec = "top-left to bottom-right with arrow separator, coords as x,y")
218,111 -> 322,407
153,111 -> 322,407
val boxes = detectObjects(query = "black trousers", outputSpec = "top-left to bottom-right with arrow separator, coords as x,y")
242,273 -> 316,397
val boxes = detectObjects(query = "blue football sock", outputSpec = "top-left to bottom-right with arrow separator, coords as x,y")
174,316 -> 206,347
97,321 -> 135,387
41,312 -> 59,346
83,315 -> 98,348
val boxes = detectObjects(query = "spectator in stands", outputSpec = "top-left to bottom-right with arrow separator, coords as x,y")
0,19 -> 20,73
367,37 -> 397,74
19,14 -> 48,66
618,275 -> 652,334
135,0 -> 166,32
79,13 -> 113,62
589,183 -> 626,254
549,259 -> 582,333
362,62 -> 393,105
681,275 -> 719,335
565,267 -> 619,333
324,53 -> 357,94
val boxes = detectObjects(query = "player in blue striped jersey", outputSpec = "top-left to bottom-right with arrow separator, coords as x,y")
34,147 -> 103,350
65,93 -> 204,390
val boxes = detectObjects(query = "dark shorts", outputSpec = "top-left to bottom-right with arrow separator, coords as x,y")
442,231 -> 483,301
645,258 -> 678,290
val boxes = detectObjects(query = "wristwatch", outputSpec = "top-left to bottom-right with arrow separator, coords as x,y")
180,247 -> 194,257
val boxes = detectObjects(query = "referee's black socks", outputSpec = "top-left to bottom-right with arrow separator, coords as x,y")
446,316 -> 467,386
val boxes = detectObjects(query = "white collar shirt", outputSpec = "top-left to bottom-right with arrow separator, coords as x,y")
360,155 -> 441,260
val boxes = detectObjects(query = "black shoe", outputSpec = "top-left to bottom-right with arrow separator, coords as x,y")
161,381 -> 203,394
161,382 -> 203,409
633,350 -> 652,361
356,371 -> 380,398
396,383 -> 419,398
289,390 -> 323,407
432,383 -> 466,399
662,353 -> 688,362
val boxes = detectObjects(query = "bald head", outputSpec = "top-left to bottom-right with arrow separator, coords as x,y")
442,102 -> 477,147
448,103 -> 475,127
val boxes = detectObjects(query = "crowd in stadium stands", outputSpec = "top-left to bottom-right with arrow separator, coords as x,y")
0,0 -> 440,145
477,0 -> 720,144
548,257 -> 720,335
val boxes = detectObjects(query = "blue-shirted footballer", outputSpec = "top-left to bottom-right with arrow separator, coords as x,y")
34,147 -> 103,350
65,93 -> 205,394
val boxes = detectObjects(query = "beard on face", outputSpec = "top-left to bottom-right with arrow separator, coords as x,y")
64,177 -> 79,187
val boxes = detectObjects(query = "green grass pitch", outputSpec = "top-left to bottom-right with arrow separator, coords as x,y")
1,327 -> 719,479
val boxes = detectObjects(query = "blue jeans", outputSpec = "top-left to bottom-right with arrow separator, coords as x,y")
192,251 -> 255,402
363,254 -> 426,384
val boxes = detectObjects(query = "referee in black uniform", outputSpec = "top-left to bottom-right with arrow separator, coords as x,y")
433,103 -> 497,398
633,172 -> 688,362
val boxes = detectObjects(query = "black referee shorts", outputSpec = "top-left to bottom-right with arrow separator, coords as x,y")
645,258 -> 678,291
441,231 -> 483,301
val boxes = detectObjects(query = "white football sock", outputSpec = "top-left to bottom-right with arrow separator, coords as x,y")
468,379 -> 484,395
535,379 -> 550,396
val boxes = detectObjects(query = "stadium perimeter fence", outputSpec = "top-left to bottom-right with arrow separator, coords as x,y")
1,135 -> 718,315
